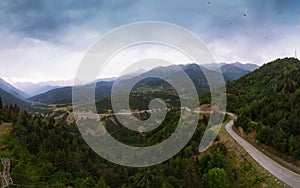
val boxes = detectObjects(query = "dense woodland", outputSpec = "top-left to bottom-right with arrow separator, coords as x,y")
0,98 -> 264,187
227,58 -> 300,159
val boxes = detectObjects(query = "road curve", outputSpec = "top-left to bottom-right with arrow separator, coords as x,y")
225,113 -> 300,188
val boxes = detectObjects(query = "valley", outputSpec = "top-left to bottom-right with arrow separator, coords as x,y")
0,59 -> 299,187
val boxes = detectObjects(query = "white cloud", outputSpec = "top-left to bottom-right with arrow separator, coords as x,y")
0,37 -> 83,83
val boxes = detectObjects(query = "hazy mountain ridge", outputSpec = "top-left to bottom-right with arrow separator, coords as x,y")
13,80 -> 75,97
202,62 -> 259,79
220,64 -> 251,81
27,62 -> 257,105
0,78 -> 30,100
29,81 -> 114,105
231,62 -> 259,71
95,63 -> 255,111
13,62 -> 258,98
26,64 -> 216,105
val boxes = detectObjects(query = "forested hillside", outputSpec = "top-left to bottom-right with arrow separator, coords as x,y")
0,96 -> 265,187
227,58 -> 300,159
0,88 -> 28,109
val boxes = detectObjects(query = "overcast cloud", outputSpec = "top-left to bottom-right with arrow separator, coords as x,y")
0,0 -> 300,83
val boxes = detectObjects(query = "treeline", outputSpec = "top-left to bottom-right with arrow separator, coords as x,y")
227,58 -> 300,159
96,90 -> 180,113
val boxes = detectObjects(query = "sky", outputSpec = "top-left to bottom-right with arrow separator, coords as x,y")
1,0 -> 300,83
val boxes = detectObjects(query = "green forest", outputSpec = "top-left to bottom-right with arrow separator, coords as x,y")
0,99 -> 264,187
227,58 -> 300,159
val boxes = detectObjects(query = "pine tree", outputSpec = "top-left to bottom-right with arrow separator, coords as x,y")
202,168 -> 229,188
48,117 -> 55,129
180,159 -> 201,187
133,169 -> 153,188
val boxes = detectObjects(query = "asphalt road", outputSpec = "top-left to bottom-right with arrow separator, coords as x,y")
225,113 -> 300,188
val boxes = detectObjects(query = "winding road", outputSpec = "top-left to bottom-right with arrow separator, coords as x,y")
225,113 -> 300,188
75,108 -> 300,187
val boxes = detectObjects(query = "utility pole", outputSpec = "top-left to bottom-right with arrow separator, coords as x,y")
0,158 -> 13,188
295,48 -> 297,58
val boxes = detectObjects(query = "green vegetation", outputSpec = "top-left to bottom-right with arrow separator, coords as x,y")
0,60 -> 277,187
96,90 -> 180,113
227,58 -> 300,160
0,88 -> 28,109
0,96 -> 265,187
202,167 -> 229,188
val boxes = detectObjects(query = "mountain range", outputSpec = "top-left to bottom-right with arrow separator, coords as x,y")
13,79 -> 75,97
27,62 -> 257,105
0,62 -> 258,108
202,62 -> 259,81
13,77 -> 119,97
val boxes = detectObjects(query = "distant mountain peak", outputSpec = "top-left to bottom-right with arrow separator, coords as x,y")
232,61 -> 242,65
231,62 -> 259,71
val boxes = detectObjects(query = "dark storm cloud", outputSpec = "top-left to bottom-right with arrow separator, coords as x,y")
0,0 -> 103,38
1,0 -> 299,41
0,0 -> 299,82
